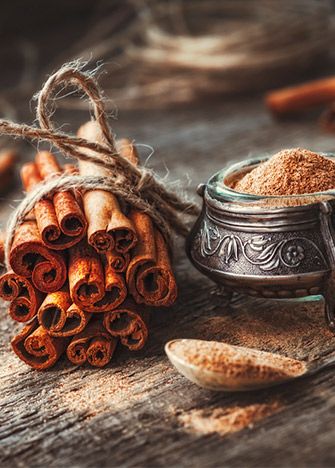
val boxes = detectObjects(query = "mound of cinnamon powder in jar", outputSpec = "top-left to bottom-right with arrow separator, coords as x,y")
234,148 -> 335,196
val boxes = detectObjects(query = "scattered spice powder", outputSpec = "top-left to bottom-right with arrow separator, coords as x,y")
172,339 -> 306,382
178,401 -> 282,437
233,148 -> 335,196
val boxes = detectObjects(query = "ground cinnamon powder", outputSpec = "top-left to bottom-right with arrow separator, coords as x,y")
178,401 -> 282,437
172,339 -> 306,380
234,148 -> 335,196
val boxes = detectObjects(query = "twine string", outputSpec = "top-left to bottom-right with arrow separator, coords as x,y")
0,63 -> 200,268
37,67 -> 116,152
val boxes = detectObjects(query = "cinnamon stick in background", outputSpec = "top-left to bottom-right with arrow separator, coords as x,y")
33,151 -> 87,249
77,121 -> 137,254
265,77 -> 335,115
105,250 -> 130,274
0,271 -> 44,322
0,150 -> 16,194
11,318 -> 68,370
38,288 -> 90,337
0,230 -> 5,264
103,299 -> 149,351
118,139 -> 177,306
9,220 -> 67,293
66,320 -> 117,367
68,241 -> 126,312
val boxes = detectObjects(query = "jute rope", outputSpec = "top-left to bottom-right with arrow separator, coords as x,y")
0,63 -> 200,269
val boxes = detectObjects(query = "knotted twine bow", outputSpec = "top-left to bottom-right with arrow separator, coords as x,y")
0,63 -> 200,269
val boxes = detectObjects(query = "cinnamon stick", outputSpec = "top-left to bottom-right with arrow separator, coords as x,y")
118,139 -> 177,306
265,77 -> 335,115
77,121 -> 137,253
68,241 -> 127,312
126,213 -> 177,306
0,271 -> 44,322
0,150 -> 16,194
0,230 -> 5,264
66,320 -> 117,367
11,318 -> 68,370
38,288 -> 90,337
21,162 -> 61,248
103,299 -> 149,351
105,249 -> 130,274
26,151 -> 87,250
9,220 -> 67,293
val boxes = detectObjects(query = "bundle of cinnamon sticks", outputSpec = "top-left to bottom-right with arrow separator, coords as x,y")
0,121 -> 177,370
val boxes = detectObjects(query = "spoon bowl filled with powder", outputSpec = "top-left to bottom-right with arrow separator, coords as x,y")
166,339 -> 307,391
187,147 -> 335,331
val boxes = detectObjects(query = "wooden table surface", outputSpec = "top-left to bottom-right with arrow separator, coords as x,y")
1,98 -> 335,467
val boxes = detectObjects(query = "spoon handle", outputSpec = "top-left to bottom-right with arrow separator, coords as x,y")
307,351 -> 335,376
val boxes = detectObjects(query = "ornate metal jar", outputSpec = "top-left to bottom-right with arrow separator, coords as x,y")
186,156 -> 335,330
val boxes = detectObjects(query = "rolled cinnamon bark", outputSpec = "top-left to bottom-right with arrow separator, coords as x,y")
128,226 -> 177,306
265,77 -> 335,115
21,162 -> 61,247
118,140 -> 177,306
77,121 -> 137,254
0,271 -> 44,322
105,250 -> 130,274
0,230 -> 5,264
24,151 -> 87,250
103,299 -> 149,351
66,320 -> 117,367
0,150 -> 16,194
38,288 -> 90,337
11,318 -> 68,370
68,241 -> 127,312
9,220 -> 67,293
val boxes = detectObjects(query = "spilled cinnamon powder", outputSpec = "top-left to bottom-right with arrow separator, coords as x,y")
234,148 -> 335,196
172,339 -> 306,383
178,401 -> 282,437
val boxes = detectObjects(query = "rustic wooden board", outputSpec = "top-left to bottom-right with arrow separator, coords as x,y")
1,99 -> 335,467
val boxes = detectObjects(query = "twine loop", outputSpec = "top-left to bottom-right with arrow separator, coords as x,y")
0,63 -> 200,268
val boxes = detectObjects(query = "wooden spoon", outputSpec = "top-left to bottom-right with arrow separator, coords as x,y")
165,339 -> 333,392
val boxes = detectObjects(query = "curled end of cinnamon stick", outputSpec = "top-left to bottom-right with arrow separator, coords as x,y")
10,221 -> 67,293
89,230 -> 114,254
86,336 -> 117,367
69,242 -> 127,312
105,250 -> 130,274
0,272 -> 43,322
11,319 -> 67,370
38,289 -> 90,337
66,322 -> 117,367
112,227 -> 137,254
128,228 -> 177,307
104,301 -> 149,351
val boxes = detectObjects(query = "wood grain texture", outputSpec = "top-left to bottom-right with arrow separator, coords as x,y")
1,99 -> 335,467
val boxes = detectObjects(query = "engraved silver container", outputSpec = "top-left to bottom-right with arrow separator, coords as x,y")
186,156 -> 335,330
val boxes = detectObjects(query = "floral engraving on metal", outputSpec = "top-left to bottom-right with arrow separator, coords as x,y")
197,221 -> 327,271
